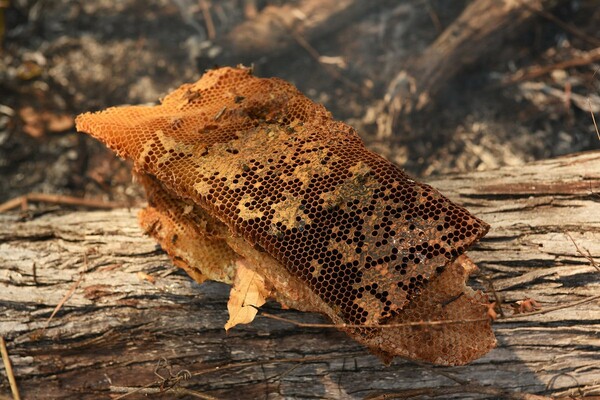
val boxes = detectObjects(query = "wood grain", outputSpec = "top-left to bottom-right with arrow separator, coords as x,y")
1,151 -> 599,399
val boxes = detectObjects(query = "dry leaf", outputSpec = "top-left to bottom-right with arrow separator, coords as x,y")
136,271 -> 156,284
47,113 -> 74,132
224,260 -> 271,331
513,298 -> 541,314
19,106 -> 74,137
19,106 -> 45,138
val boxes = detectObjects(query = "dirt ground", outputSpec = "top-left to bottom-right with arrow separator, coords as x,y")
1,0 -> 599,206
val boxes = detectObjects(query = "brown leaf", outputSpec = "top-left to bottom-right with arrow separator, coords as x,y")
136,271 -> 156,284
224,260 -> 272,331
513,298 -> 541,314
19,106 -> 74,137
19,106 -> 45,138
47,113 -> 74,132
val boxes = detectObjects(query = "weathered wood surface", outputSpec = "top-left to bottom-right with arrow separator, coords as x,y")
1,151 -> 599,399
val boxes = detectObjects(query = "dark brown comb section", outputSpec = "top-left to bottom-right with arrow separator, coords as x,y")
76,66 -> 495,365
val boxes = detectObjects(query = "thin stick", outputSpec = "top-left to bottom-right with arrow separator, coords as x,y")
496,294 -> 600,322
256,291 -> 600,328
258,311 -> 489,329
113,380 -> 158,400
483,276 -> 505,318
564,231 -> 600,272
424,0 -> 443,34
32,262 -> 37,285
111,386 -> 162,395
287,28 -> 364,94
499,47 -> 600,87
412,360 -> 470,386
39,258 -> 86,336
0,193 -> 125,213
589,98 -> 600,142
266,363 -> 302,384
0,337 -> 21,400
111,386 -> 218,400
591,67 -> 600,142
200,0 -> 216,40
176,387 -> 218,399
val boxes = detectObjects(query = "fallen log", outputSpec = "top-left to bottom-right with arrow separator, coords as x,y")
206,0 -> 387,64
380,0 -> 570,137
0,151 -> 599,399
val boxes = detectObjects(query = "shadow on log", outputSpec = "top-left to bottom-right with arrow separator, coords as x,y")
1,151 -> 599,399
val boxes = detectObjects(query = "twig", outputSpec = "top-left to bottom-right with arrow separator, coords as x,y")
112,381 -> 158,400
287,28 -> 364,95
496,294 -> 600,322
564,231 -> 600,272
482,275 -> 505,318
499,47 -> 600,87
493,232 -> 600,321
32,262 -> 37,285
257,310 -> 489,329
37,256 -> 87,337
424,0 -> 443,34
112,385 -> 219,400
265,363 -> 302,384
590,98 -> 600,142
256,289 -> 600,328
546,372 -> 581,393
412,361 -> 470,386
0,337 -> 21,400
111,386 -> 163,395
176,387 -> 218,399
553,382 -> 600,398
0,193 -> 125,213
114,356 -> 192,399
200,0 -> 216,40
42,273 -> 84,330
113,379 -> 194,399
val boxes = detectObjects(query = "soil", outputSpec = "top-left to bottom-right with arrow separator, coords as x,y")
1,0 -> 599,205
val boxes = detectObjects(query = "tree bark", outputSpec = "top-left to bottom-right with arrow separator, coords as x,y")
1,151 -> 599,399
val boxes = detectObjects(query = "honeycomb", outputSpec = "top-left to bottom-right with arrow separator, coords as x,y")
76,66 -> 496,365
